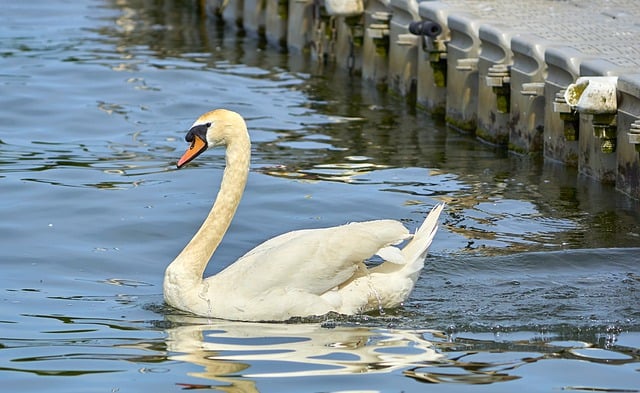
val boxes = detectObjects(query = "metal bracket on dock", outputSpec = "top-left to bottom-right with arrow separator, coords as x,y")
324,0 -> 365,45
554,90 -> 579,141
456,58 -> 478,72
521,82 -> 545,97
486,64 -> 510,87
345,15 -> 364,47
486,64 -> 511,113
396,34 -> 418,47
367,11 -> 391,55
628,120 -> 640,153
593,114 -> 617,153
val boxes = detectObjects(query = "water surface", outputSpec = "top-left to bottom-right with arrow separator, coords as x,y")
1,1 -> 639,392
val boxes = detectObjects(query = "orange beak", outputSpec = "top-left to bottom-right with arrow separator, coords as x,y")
177,135 -> 207,168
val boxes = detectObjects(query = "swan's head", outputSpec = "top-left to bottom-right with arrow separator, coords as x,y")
176,109 -> 246,168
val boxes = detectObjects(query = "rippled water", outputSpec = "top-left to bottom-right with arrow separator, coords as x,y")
1,0 -> 639,391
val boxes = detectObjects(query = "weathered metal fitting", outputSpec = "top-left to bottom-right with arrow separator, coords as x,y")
628,120 -> 640,139
344,14 -> 362,28
553,90 -> 572,113
367,23 -> 389,55
486,64 -> 510,87
345,15 -> 364,46
593,114 -> 617,154
593,124 -> 617,139
367,23 -> 389,39
367,10 -> 390,49
592,114 -> 617,130
521,82 -> 545,97
555,103 -> 574,114
425,37 -> 448,54
397,33 -> 418,46
558,88 -> 579,141
455,58 -> 478,72
627,119 -> 640,153
372,11 -> 391,22
423,29 -> 447,60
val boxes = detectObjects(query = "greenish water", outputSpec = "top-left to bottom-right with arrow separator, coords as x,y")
1,0 -> 638,392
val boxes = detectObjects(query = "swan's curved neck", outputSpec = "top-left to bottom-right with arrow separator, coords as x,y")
167,128 -> 250,288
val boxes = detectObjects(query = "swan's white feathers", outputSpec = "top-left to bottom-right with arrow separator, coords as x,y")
403,202 -> 443,260
211,219 -> 410,298
375,246 -> 406,265
164,109 -> 444,321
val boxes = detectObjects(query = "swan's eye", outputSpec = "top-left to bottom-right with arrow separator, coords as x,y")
186,123 -> 210,143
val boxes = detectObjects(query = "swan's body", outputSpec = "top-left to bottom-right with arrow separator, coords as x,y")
164,109 -> 444,321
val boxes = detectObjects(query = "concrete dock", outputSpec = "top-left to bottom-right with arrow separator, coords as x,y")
204,0 -> 640,200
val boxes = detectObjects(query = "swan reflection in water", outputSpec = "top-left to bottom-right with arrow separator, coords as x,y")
164,315 -> 442,389
163,316 -> 610,389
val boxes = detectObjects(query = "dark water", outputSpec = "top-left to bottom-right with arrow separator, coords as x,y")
1,0 -> 639,391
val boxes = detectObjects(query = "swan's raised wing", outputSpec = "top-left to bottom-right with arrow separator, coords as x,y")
213,220 -> 410,297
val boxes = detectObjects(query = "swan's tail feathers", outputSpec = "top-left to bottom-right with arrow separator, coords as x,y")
401,203 -> 445,275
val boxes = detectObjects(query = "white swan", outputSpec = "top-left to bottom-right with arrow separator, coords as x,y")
164,109 -> 444,321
